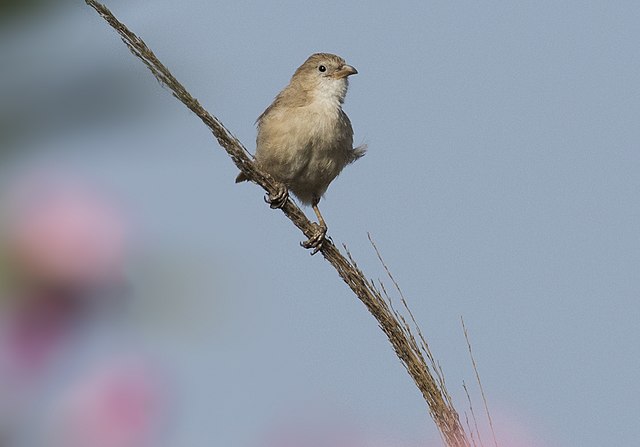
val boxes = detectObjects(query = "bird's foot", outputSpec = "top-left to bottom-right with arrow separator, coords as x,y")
264,183 -> 289,209
301,222 -> 327,255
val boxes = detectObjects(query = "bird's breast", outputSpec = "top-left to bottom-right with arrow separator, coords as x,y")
303,101 -> 347,144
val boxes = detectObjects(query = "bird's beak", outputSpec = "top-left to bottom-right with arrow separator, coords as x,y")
335,64 -> 358,78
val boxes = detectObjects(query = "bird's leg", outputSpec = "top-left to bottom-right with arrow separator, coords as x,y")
301,198 -> 328,255
264,182 -> 289,209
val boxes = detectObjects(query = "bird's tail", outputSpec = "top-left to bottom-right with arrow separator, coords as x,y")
235,172 -> 249,183
349,144 -> 367,164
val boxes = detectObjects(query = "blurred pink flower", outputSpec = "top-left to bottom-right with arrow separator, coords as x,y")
5,175 -> 127,288
52,360 -> 161,447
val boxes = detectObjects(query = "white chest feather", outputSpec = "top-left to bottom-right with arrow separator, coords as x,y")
313,77 -> 347,111
302,77 -> 348,142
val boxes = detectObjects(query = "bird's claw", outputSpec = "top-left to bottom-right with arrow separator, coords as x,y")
264,183 -> 289,209
301,223 -> 327,255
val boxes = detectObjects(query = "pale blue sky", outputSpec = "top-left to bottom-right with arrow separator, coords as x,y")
1,1 -> 639,446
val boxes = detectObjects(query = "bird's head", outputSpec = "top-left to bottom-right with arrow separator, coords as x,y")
290,53 -> 358,105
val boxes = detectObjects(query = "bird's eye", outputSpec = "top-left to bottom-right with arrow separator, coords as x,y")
318,65 -> 326,72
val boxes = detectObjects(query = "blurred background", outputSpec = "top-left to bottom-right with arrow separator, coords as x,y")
1,1 -> 639,446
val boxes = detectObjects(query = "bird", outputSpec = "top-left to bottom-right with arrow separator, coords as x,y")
236,52 -> 365,253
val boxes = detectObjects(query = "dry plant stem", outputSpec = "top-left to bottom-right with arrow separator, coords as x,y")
464,411 -> 479,447
463,381 -> 484,447
462,317 -> 498,447
84,1 -> 470,445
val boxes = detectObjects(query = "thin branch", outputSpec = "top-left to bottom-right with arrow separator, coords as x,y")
462,317 -> 498,447
84,1 -> 471,445
463,381 -> 485,447
463,411 -> 478,447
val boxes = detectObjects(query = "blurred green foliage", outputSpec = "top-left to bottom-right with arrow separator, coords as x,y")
0,0 -> 53,22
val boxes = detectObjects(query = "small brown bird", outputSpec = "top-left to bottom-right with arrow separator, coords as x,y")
236,53 -> 365,252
